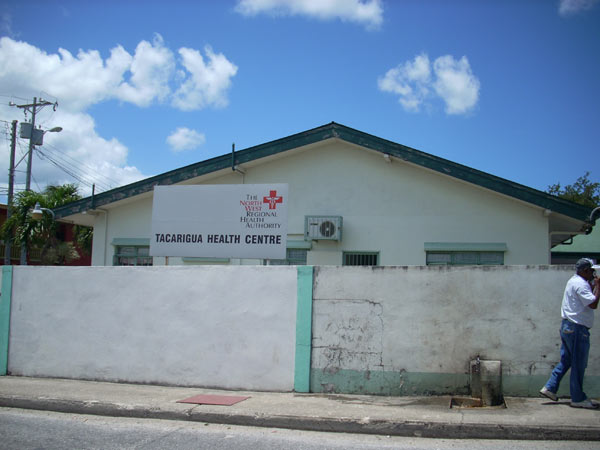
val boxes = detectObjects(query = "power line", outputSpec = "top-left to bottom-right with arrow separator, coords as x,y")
42,141 -> 121,188
36,148 -> 104,190
36,147 -> 114,192
0,94 -> 31,103
6,132 -> 118,194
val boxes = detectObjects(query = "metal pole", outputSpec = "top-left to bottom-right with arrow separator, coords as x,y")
4,120 -> 17,265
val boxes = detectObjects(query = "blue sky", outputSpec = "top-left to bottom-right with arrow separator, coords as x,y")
0,0 -> 599,202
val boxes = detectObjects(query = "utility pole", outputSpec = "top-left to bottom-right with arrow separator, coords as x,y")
10,97 -> 58,264
11,97 -> 57,191
4,120 -> 17,265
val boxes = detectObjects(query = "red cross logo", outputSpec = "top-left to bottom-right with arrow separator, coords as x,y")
263,190 -> 283,210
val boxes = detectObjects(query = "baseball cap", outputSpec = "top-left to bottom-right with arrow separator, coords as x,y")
576,258 -> 595,271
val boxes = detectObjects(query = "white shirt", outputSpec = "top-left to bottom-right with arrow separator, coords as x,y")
561,274 -> 597,329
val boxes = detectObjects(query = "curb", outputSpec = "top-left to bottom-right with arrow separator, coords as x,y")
1,395 -> 600,441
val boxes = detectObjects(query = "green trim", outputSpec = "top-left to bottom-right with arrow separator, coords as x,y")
424,242 -> 508,252
182,257 -> 230,263
310,368 -> 600,397
54,122 -> 592,223
111,238 -> 150,246
311,368 -> 469,396
287,240 -> 312,250
294,266 -> 314,393
1,266 -> 13,376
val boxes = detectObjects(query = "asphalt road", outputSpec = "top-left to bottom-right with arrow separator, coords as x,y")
1,407 -> 599,450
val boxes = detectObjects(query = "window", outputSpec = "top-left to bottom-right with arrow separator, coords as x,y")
268,248 -> 308,265
113,245 -> 152,266
426,251 -> 504,266
267,239 -> 311,266
111,238 -> 152,266
343,252 -> 379,266
424,243 -> 506,266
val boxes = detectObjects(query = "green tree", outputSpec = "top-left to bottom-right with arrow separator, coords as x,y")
547,172 -> 600,208
1,184 -> 92,265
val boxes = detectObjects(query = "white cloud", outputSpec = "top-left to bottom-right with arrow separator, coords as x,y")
559,0 -> 599,15
172,46 -> 238,111
377,53 -> 431,112
378,53 -> 480,115
0,37 -> 124,111
0,35 -> 237,197
433,55 -> 480,115
235,0 -> 383,29
167,127 -> 206,152
114,34 -> 175,107
0,109 -> 145,197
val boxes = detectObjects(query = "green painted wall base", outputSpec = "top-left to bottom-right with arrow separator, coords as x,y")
1,266 -> 12,376
294,266 -> 313,392
310,368 -> 600,398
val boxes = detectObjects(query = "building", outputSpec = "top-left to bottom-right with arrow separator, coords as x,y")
54,123 -> 593,267
551,226 -> 600,265
0,204 -> 91,266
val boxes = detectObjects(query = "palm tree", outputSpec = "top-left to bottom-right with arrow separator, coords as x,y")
2,184 -> 90,265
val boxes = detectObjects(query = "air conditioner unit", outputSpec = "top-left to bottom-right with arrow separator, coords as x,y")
305,216 -> 343,241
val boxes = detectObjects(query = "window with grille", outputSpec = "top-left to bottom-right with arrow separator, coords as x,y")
343,252 -> 379,266
113,245 -> 153,266
268,248 -> 308,265
426,251 -> 504,266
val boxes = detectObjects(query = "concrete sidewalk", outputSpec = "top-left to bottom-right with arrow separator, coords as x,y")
0,376 -> 599,441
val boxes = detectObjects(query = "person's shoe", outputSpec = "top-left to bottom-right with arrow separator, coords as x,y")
570,399 -> 599,409
539,387 -> 558,401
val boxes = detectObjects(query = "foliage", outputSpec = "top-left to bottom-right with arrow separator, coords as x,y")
74,225 -> 93,255
1,184 -> 92,265
547,172 -> 600,209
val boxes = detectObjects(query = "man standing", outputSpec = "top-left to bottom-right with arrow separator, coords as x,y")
540,258 -> 600,409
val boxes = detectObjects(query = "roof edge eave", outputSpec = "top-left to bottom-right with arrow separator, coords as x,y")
54,122 -> 594,223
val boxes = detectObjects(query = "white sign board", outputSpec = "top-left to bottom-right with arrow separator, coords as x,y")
150,184 -> 288,259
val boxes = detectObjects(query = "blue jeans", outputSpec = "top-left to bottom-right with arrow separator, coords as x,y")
545,319 -> 591,402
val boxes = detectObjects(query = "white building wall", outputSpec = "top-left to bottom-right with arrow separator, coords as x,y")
237,141 -> 549,265
90,141 -> 550,266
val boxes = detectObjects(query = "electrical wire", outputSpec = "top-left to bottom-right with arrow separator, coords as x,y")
42,141 -> 120,189
36,148 -> 104,191
36,147 -> 113,192
5,133 -> 118,194
3,117 -> 123,195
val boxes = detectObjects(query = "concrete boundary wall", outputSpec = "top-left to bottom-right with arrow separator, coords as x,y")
4,266 -> 298,391
310,265 -> 600,397
2,265 -> 599,397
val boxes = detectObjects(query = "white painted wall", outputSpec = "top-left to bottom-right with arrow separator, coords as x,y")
8,265 -> 298,391
90,140 -> 551,266
6,264 -> 599,395
311,265 -> 599,378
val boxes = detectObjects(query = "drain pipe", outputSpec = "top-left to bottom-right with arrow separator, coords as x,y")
231,143 -> 246,180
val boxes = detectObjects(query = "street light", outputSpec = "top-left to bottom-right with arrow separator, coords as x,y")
31,202 -> 55,221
